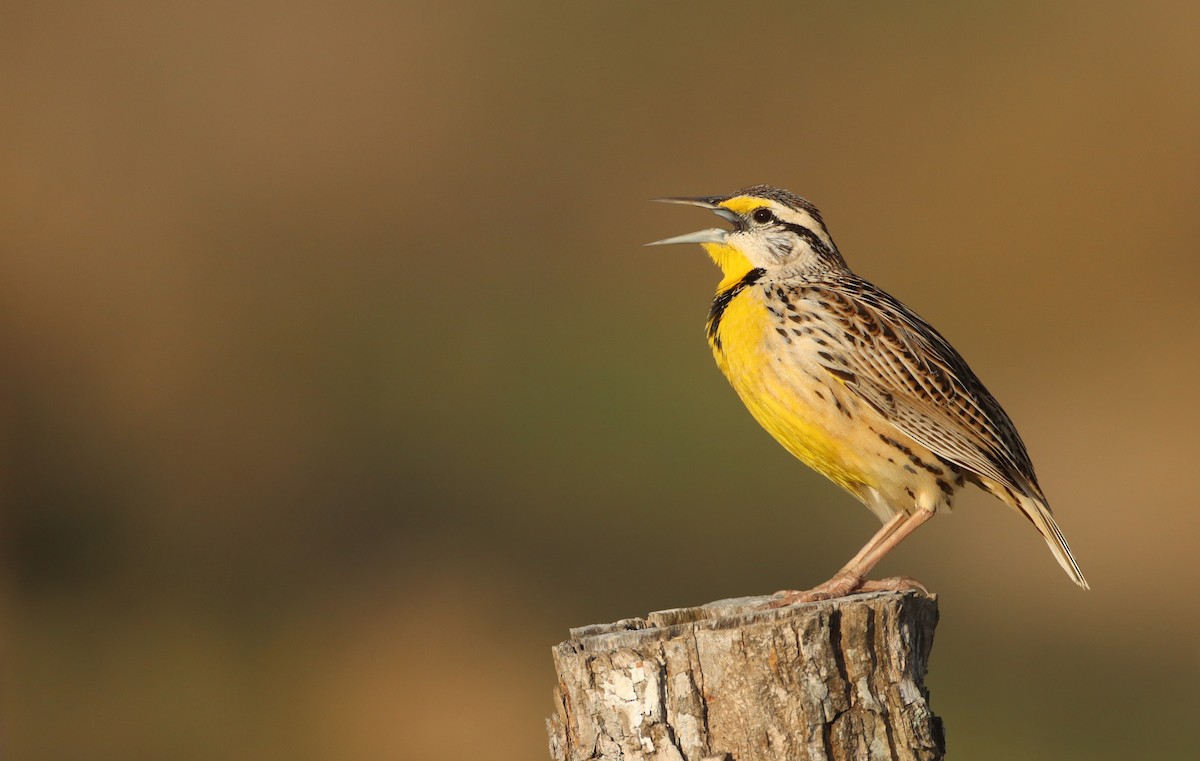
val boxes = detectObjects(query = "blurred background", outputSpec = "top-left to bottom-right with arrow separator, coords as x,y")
3,2 -> 1198,759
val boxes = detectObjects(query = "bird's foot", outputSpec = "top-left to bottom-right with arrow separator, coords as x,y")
857,576 -> 929,595
765,574 -> 928,608
766,572 -> 861,607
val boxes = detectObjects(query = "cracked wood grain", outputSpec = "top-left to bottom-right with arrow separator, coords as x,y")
547,590 -> 943,761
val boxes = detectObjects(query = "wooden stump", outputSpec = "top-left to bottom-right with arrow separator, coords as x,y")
547,590 -> 943,761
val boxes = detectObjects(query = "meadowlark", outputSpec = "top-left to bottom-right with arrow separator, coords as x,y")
649,185 -> 1087,603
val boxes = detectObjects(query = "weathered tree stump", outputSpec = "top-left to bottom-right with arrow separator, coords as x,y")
547,590 -> 942,761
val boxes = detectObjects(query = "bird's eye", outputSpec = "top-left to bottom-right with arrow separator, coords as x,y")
752,208 -> 774,224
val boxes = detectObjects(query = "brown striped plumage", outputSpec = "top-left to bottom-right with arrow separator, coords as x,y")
800,275 -> 1037,496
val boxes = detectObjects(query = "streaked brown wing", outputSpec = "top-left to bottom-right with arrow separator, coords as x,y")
811,277 -> 1042,498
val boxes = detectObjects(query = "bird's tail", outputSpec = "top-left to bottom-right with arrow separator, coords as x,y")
975,474 -> 1089,589
1014,491 -> 1089,590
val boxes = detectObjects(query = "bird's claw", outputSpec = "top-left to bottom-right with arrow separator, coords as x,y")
764,575 -> 928,608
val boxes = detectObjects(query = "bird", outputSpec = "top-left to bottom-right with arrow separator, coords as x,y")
648,184 -> 1087,603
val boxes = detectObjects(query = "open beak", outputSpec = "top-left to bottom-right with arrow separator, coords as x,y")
645,196 -> 740,247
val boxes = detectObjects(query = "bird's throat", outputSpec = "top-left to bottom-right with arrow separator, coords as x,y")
706,259 -> 765,352
702,242 -> 757,292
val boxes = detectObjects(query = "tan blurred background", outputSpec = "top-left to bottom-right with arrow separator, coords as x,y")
2,2 -> 1198,759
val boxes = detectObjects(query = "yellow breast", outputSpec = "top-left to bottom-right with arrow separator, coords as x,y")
707,280 -> 874,497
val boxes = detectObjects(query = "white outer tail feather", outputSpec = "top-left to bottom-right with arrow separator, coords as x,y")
1017,493 -> 1089,590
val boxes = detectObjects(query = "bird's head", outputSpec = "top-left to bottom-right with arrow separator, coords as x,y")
647,185 -> 846,289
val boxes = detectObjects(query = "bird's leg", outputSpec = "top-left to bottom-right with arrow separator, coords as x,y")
771,511 -> 908,600
834,510 -> 910,573
768,508 -> 935,607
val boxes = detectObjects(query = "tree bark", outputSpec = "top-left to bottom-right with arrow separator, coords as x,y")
547,590 -> 942,761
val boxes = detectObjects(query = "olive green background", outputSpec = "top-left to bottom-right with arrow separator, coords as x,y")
3,2 -> 1198,759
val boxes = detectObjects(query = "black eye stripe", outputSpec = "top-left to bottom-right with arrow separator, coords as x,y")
744,207 -> 837,261
779,221 -> 833,259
